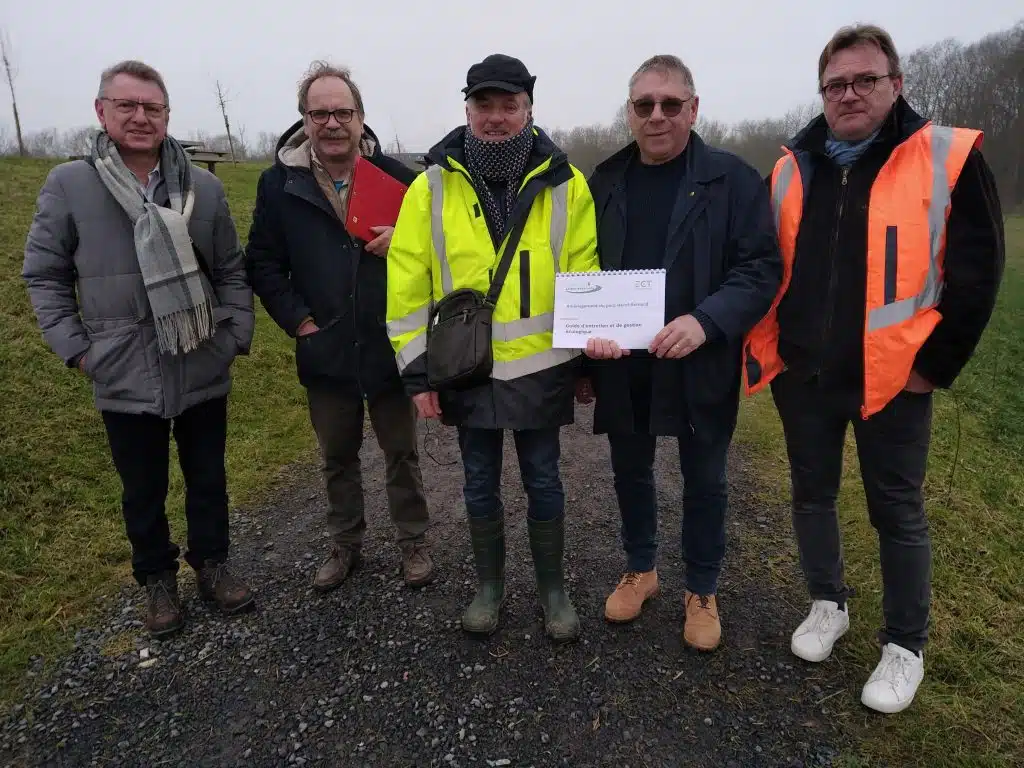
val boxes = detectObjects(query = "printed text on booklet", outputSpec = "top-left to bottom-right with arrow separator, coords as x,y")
552,269 -> 666,350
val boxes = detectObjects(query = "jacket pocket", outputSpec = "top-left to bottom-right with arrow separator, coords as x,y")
83,324 -> 149,401
686,340 -> 742,405
295,316 -> 352,383
181,310 -> 237,394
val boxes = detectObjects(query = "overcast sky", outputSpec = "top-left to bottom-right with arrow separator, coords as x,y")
2,0 -> 1020,151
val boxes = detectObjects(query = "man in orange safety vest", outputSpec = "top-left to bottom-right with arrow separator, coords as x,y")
744,24 -> 1005,714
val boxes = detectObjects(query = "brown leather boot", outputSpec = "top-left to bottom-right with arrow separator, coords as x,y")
196,561 -> 255,614
145,572 -> 185,638
683,591 -> 721,651
401,543 -> 434,587
604,569 -> 659,623
313,546 -> 359,593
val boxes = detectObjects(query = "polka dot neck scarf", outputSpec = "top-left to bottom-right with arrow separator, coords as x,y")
463,121 -> 535,244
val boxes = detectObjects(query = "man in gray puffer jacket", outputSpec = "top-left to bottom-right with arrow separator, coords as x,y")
22,60 -> 256,638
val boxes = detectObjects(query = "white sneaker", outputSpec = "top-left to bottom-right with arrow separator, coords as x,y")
860,643 -> 925,714
790,599 -> 850,662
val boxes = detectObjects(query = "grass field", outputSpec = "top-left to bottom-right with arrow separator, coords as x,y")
736,215 -> 1024,766
1,155 -> 1021,766
0,157 -> 316,698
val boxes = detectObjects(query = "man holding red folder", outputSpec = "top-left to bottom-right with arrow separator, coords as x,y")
246,61 -> 434,592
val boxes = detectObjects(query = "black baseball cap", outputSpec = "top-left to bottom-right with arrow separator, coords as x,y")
462,54 -> 536,101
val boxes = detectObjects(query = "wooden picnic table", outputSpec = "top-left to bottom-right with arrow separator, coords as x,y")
185,150 -> 234,174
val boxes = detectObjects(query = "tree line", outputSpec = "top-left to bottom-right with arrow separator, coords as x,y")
548,20 -> 1023,206
2,21 -> 1021,206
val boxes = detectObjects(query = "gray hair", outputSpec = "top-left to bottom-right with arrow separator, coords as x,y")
628,54 -> 696,95
297,60 -> 365,115
97,60 -> 170,105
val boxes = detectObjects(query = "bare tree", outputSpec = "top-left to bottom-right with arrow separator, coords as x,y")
1,27 -> 25,156
253,131 -> 279,161
63,126 -> 99,156
214,80 -> 237,163
234,123 -> 249,160
695,117 -> 731,147
24,127 -> 57,157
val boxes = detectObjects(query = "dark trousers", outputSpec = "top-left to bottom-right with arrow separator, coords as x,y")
771,371 -> 933,653
457,427 -> 564,522
306,386 -> 429,550
607,414 -> 731,595
101,396 -> 230,586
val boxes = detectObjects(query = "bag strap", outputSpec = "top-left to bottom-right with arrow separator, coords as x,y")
483,179 -> 548,307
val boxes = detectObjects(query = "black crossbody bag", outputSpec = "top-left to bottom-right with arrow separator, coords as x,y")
425,185 -> 542,392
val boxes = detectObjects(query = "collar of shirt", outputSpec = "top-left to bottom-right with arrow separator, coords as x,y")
139,164 -> 163,202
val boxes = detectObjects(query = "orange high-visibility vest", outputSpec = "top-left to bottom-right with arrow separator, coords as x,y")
742,122 -> 983,419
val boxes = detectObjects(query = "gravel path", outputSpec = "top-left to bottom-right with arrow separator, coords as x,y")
1,405 -> 853,767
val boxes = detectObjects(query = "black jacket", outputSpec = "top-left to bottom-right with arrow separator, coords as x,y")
245,121 -> 418,400
776,97 -> 1005,395
586,133 -> 783,436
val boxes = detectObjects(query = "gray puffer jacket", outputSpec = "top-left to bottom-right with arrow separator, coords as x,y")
22,159 -> 254,419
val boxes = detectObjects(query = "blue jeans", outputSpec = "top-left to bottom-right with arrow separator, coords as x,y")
457,427 -> 564,522
608,423 -> 730,595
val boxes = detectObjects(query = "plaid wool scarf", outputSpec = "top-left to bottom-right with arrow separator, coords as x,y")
90,132 -> 213,355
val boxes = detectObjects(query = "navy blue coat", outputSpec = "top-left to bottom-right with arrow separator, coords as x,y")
245,122 -> 418,402
585,132 -> 782,436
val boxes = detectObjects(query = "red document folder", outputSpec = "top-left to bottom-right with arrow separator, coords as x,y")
345,155 -> 410,242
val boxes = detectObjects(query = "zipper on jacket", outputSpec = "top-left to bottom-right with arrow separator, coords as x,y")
815,166 -> 849,377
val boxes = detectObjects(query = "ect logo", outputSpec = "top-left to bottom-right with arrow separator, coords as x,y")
634,279 -> 654,289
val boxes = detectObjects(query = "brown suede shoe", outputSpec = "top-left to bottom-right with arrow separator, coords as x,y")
604,569 -> 659,623
401,544 -> 434,587
683,591 -> 721,651
313,546 -> 359,593
145,572 -> 185,638
197,561 -> 255,614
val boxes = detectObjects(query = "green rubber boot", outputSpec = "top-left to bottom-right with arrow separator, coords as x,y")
527,515 -> 581,643
461,512 -> 505,635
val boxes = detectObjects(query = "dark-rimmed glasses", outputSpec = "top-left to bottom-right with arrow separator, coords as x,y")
306,108 -> 358,125
101,98 -> 169,119
820,74 -> 894,102
629,96 -> 692,119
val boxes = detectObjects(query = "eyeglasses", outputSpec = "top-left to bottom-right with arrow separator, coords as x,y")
102,98 -> 169,119
629,96 -> 692,119
306,108 -> 358,126
820,74 -> 894,102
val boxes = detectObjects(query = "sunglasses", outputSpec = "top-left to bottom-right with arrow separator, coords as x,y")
629,96 -> 692,119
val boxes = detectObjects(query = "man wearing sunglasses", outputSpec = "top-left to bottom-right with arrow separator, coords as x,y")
745,24 -> 1004,713
246,61 -> 434,593
581,55 -> 782,651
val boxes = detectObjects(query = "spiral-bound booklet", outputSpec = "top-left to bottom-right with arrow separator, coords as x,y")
552,269 -> 666,350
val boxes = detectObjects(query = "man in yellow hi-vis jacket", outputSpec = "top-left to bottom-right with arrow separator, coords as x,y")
386,54 -> 599,643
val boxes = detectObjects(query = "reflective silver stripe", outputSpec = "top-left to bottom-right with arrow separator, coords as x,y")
549,181 -> 569,269
386,304 -> 431,336
771,154 -> 796,233
492,347 -> 579,381
867,126 -> 956,332
395,334 -> 427,373
425,165 -> 453,294
492,312 -> 553,342
425,166 -> 571,295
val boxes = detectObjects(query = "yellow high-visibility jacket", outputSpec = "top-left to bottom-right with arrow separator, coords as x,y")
386,125 -> 600,430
